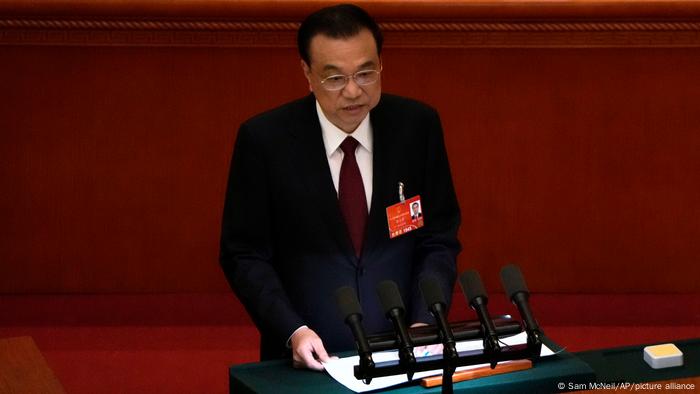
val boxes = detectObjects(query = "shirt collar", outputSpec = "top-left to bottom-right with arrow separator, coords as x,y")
316,100 -> 373,158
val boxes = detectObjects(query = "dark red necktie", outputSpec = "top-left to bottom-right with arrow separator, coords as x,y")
338,137 -> 368,258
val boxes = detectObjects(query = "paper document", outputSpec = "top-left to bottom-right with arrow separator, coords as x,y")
322,332 -> 555,393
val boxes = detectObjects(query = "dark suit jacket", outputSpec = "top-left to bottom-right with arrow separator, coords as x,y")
220,93 -> 461,360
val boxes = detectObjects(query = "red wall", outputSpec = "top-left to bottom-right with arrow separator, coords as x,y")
2,1 -> 700,294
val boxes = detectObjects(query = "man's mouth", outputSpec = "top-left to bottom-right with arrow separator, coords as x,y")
343,104 -> 365,112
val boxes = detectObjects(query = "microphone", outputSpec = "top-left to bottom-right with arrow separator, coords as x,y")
377,280 -> 415,379
334,286 -> 374,373
500,264 -> 543,347
459,270 -> 501,363
419,277 -> 457,359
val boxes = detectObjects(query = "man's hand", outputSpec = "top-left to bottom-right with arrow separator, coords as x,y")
290,326 -> 335,371
410,322 -> 444,357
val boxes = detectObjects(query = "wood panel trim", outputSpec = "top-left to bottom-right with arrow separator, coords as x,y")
2,19 -> 700,48
4,19 -> 700,32
2,2 -> 700,47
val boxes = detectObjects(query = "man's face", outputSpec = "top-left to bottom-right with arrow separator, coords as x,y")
412,203 -> 419,214
301,29 -> 381,133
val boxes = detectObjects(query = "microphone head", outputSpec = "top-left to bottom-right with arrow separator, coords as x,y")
377,280 -> 405,314
334,286 -> 363,320
459,269 -> 488,305
500,264 -> 529,300
419,276 -> 446,307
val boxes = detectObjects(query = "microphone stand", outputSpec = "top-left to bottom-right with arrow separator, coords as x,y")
440,342 -> 458,394
388,307 -> 416,381
431,299 -> 459,394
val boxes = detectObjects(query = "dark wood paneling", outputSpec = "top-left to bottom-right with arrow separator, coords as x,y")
383,47 -> 700,293
1,1 -> 699,293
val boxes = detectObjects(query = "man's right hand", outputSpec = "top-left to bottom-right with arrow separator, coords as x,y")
290,326 -> 335,371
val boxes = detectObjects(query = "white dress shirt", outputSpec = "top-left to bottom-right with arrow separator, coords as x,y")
317,100 -> 373,211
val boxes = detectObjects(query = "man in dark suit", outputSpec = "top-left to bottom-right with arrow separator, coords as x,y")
411,201 -> 423,221
220,4 -> 461,371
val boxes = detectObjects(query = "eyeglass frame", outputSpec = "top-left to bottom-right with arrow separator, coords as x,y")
319,65 -> 383,91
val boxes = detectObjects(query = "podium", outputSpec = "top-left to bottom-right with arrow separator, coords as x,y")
575,337 -> 700,389
229,337 -> 595,393
229,337 -> 700,393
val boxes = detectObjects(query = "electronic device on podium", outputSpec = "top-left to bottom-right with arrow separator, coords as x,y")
334,263 -> 544,394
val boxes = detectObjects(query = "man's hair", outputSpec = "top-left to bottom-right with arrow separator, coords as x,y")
297,4 -> 383,65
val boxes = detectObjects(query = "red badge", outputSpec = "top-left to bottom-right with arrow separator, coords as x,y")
386,195 -> 424,239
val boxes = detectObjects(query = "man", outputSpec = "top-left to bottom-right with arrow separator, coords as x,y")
220,4 -> 461,371
411,201 -> 422,220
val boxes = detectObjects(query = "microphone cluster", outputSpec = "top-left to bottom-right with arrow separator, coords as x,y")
334,263 -> 544,392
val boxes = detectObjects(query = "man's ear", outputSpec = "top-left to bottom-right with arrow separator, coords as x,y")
300,60 -> 313,92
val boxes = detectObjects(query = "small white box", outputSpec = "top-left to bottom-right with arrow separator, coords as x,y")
644,343 -> 683,369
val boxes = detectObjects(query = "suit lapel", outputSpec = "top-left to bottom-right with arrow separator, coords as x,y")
289,95 -> 357,264
362,98 -> 395,260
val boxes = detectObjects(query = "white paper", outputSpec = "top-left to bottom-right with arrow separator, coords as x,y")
323,332 -> 555,393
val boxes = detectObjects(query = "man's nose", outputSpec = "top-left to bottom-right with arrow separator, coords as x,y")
342,77 -> 363,99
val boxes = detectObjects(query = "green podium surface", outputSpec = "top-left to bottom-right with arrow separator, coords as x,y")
230,337 -> 700,393
229,338 -> 595,393
576,337 -> 700,386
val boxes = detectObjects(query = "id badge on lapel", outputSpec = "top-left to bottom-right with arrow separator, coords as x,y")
386,182 -> 424,239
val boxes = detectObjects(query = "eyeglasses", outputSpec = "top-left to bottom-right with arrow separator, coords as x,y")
320,67 -> 382,91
